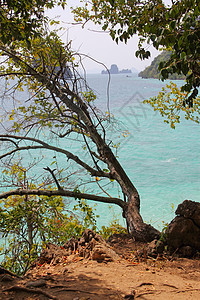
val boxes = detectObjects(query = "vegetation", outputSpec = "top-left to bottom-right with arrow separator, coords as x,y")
100,220 -> 127,240
139,51 -> 185,80
0,0 -> 66,45
144,82 -> 200,128
139,51 -> 200,128
0,163 -> 99,275
0,164 -> 126,276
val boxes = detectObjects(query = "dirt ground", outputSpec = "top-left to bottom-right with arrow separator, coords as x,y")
0,235 -> 200,300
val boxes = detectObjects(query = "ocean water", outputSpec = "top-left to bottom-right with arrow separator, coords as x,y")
85,74 -> 200,229
0,73 -> 199,234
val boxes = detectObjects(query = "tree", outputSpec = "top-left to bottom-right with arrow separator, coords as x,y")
144,82 -> 200,128
73,0 -> 200,106
0,0 -> 66,45
0,27 -> 160,242
138,50 -> 200,128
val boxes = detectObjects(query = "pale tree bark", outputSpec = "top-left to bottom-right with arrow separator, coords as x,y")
0,42 -> 160,242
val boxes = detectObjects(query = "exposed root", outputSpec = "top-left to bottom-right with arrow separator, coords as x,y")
0,267 -> 22,278
3,285 -> 57,299
136,291 -> 158,298
175,288 -> 200,294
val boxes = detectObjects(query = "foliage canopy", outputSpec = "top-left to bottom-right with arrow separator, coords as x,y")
0,0 -> 66,44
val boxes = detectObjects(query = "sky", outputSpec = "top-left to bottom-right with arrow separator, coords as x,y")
47,0 -> 172,73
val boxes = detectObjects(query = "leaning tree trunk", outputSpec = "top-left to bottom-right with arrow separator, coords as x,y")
90,136 -> 161,242
56,82 -> 160,242
124,193 -> 160,242
48,80 -> 160,241
1,45 -> 160,242
107,150 -> 160,242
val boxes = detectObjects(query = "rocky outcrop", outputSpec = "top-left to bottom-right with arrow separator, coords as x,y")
142,200 -> 200,258
65,229 -> 120,262
101,64 -> 132,74
166,200 -> 200,256
36,243 -> 67,265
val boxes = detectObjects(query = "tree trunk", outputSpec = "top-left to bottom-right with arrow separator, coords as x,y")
125,193 -> 160,242
95,143 -> 161,241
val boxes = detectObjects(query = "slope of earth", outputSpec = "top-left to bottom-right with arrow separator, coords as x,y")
0,234 -> 200,300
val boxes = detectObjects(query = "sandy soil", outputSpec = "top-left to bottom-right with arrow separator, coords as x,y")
0,236 -> 200,300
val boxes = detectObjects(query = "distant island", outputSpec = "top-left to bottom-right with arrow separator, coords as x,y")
101,64 -> 132,74
138,51 -> 185,80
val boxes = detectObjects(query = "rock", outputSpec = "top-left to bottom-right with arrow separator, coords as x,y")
79,229 -> 104,245
143,239 -> 165,257
107,233 -> 132,244
91,243 -> 120,262
79,229 -> 120,262
124,290 -> 135,299
166,200 -> 200,256
176,199 -> 200,227
31,230 -> 119,267
63,237 -> 78,255
63,229 -> 120,262
179,246 -> 194,257
166,216 -> 200,250
37,243 -> 67,265
146,240 -> 158,257
156,240 -> 165,254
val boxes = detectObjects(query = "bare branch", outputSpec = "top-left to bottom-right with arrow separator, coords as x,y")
44,167 -> 63,190
0,188 -> 125,209
80,126 -> 101,172
0,134 -> 113,179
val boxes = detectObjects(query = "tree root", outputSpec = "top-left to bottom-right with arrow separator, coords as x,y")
3,285 -> 57,299
0,267 -> 22,278
136,291 -> 158,298
55,288 -> 104,295
135,287 -> 200,298
175,288 -> 200,294
3,284 -> 117,298
137,282 -> 154,288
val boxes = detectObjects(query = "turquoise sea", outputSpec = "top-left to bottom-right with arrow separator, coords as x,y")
85,73 -> 200,229
0,73 -> 199,234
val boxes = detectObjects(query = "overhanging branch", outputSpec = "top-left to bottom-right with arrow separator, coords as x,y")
0,188 -> 125,209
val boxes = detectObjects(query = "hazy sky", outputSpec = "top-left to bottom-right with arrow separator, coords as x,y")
47,0 -> 172,73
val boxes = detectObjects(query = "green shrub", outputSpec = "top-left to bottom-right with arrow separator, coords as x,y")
100,219 -> 127,240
